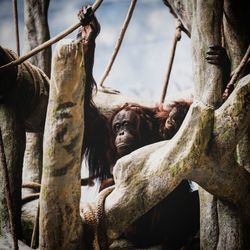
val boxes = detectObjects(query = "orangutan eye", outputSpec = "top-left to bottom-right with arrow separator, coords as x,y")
114,123 -> 121,132
123,121 -> 129,127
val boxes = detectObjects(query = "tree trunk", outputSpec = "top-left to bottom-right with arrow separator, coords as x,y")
23,0 -> 51,192
39,40 -> 85,249
24,0 -> 51,77
0,45 -> 49,247
22,2 -> 51,244
101,2 -> 250,250
0,106 -> 25,242
165,1 -> 250,248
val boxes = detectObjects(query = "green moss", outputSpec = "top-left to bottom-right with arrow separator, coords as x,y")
170,161 -> 184,177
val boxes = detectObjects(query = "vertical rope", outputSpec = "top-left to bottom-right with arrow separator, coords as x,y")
99,0 -> 138,87
12,0 -> 20,56
160,19 -> 182,104
0,128 -> 18,250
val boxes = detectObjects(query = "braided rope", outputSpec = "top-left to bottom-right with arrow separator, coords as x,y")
81,186 -> 115,249
96,186 -> 115,249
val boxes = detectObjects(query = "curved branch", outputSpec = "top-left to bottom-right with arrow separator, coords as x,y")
104,101 -> 214,239
214,74 -> 250,156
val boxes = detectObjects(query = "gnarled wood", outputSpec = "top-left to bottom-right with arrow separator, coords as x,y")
101,3 -> 250,250
0,106 -> 25,245
39,40 -> 85,249
104,101 -> 214,239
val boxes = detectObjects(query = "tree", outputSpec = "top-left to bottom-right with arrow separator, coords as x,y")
103,1 -> 250,249
0,0 -> 249,249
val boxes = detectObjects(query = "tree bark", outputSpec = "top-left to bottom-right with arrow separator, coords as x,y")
23,0 -> 51,185
24,0 -> 51,77
39,40 -> 85,249
100,3 -> 250,250
0,106 -> 25,241
22,2 -> 51,243
164,1 -> 250,248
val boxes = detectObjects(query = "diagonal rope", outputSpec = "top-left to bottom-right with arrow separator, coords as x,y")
222,44 -> 250,100
160,19 -> 182,104
99,0 -> 138,87
0,0 -> 103,72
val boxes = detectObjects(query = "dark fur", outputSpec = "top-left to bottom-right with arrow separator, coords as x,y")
79,14 -> 116,180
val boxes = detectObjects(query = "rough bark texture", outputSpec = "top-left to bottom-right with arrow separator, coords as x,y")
166,1 -> 250,248
104,101 -> 214,239
24,0 -> 51,77
23,133 -> 43,186
101,2 -> 250,250
0,46 -> 50,132
23,0 -> 51,187
22,1 -> 51,243
0,106 -> 25,243
0,234 -> 31,250
0,46 -> 49,248
191,0 -> 224,107
190,2 -> 230,249
39,40 -> 85,250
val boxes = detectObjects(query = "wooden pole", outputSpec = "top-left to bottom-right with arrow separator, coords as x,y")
12,0 -> 20,56
0,128 -> 18,250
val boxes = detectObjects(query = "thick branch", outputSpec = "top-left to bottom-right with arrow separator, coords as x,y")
24,0 -> 51,76
214,74 -> 250,156
39,40 -> 85,249
191,0 -> 224,107
104,101 -> 213,239
93,89 -> 193,118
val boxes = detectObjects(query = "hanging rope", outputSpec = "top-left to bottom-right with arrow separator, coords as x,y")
81,186 -> 114,249
0,128 -> 18,250
99,0 -> 137,87
0,0 -> 103,72
12,0 -> 20,56
160,19 -> 182,104
223,44 -> 250,100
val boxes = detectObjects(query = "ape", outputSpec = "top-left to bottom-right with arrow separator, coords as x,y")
105,101 -> 200,249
